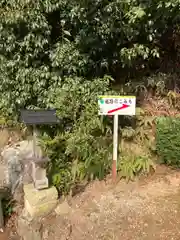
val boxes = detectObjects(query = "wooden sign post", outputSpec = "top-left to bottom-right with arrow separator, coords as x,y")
98,96 -> 136,181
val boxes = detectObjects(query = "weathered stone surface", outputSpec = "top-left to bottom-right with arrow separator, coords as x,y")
34,178 -> 49,190
17,211 -> 42,240
23,162 -> 32,184
1,150 -> 23,198
32,163 -> 47,180
13,183 -> 24,204
24,184 -> 58,205
5,140 -> 43,159
1,140 -> 44,195
24,184 -> 58,218
25,199 -> 57,218
0,165 -> 9,188
55,200 -> 72,215
31,162 -> 48,190
2,140 -> 43,164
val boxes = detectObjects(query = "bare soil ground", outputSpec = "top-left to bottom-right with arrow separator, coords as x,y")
42,166 -> 180,240
2,165 -> 180,240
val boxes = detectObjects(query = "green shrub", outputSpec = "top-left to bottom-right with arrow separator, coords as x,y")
118,154 -> 155,181
156,117 -> 180,167
39,76 -> 114,195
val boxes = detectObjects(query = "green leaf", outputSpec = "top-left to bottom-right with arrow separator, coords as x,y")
63,30 -> 71,36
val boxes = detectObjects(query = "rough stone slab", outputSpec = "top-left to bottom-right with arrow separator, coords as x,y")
23,184 -> 58,206
17,212 -> 42,240
23,184 -> 58,218
24,198 -> 57,218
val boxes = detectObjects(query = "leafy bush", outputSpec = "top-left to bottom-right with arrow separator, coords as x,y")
156,117 -> 180,167
118,154 -> 155,181
39,76 -> 114,195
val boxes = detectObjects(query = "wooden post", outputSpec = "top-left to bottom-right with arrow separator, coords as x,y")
112,114 -> 118,181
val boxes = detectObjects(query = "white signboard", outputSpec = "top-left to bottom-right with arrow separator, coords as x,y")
98,96 -> 136,115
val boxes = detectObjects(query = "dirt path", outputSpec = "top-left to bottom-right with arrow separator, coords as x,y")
42,166 -> 180,240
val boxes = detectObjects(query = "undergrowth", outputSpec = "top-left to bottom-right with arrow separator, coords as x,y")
39,76 -> 114,195
118,154 -> 156,181
156,117 -> 180,167
2,197 -> 15,218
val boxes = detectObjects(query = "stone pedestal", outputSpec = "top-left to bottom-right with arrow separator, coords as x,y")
23,184 -> 58,218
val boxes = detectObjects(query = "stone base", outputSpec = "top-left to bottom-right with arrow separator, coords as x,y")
24,184 -> 58,218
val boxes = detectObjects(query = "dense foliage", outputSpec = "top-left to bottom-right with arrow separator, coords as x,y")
0,0 -> 180,115
118,154 -> 155,181
39,76 -> 114,193
0,0 -> 180,192
156,117 -> 180,167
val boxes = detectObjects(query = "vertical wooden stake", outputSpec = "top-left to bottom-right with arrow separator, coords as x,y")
112,114 -> 118,181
